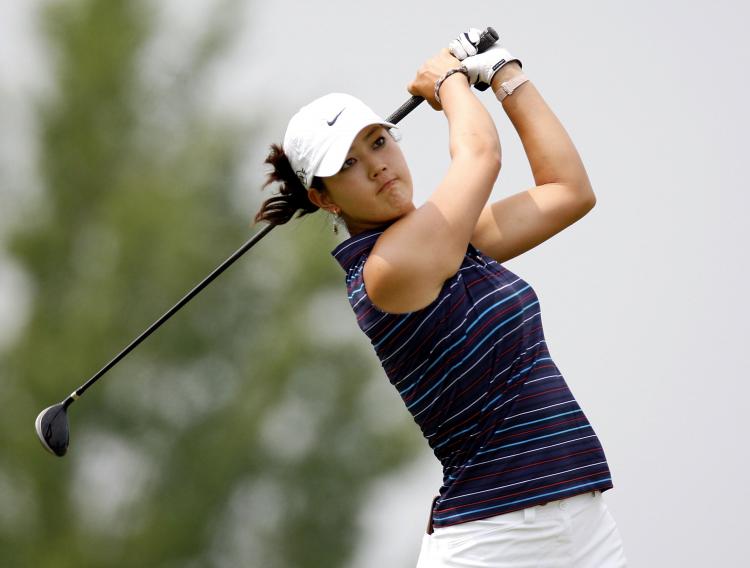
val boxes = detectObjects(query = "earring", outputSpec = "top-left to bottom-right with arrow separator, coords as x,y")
330,208 -> 341,234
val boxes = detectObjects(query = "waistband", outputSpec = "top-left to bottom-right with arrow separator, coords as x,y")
426,490 -> 601,535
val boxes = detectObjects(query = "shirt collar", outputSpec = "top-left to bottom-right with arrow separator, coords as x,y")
331,225 -> 389,271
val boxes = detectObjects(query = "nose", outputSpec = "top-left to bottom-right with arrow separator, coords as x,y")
369,162 -> 387,179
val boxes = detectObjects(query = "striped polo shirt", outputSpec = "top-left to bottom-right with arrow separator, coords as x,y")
332,225 -> 614,529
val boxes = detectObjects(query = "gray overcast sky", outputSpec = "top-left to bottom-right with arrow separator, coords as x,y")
2,1 -> 749,566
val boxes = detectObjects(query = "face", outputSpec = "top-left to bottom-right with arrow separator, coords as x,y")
308,125 -> 415,236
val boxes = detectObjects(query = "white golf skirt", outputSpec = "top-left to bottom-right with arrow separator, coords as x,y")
416,490 -> 628,568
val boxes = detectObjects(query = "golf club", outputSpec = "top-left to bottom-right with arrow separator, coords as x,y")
35,27 -> 499,457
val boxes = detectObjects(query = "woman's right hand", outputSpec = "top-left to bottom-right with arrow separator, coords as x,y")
407,48 -> 467,110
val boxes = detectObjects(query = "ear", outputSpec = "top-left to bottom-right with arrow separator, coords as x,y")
307,187 -> 339,214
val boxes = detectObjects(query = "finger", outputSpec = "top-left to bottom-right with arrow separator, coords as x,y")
467,28 -> 481,46
459,32 -> 478,57
449,38 -> 469,60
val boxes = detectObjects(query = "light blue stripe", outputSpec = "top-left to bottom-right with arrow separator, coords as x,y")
495,410 -> 582,434
401,290 -> 527,397
447,433 -> 597,481
508,357 -> 552,382
398,334 -> 466,396
476,425 -> 592,455
406,301 -> 539,410
466,285 -> 531,334
479,356 -> 554,412
374,313 -> 412,349
347,283 -> 365,300
482,391 -> 505,412
433,424 -> 478,450
433,478 -> 612,522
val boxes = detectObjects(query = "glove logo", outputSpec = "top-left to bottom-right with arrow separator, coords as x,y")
327,108 -> 345,126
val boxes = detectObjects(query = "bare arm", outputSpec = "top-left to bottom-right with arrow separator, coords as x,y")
363,49 -> 501,313
472,63 -> 596,263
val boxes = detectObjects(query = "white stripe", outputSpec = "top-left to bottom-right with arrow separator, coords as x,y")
440,461 -> 609,502
394,358 -> 429,387
492,393 -> 519,413
425,278 -> 523,360
505,399 -> 576,420
444,434 -> 600,472
380,289 -> 456,363
346,261 -> 367,285
413,312 -> 541,419
423,336 -> 544,436
524,372 -> 561,385
433,392 -> 487,431
334,231 -> 383,257
352,293 -> 368,310
354,256 -> 484,360
362,311 -> 389,333
434,394 -> 520,450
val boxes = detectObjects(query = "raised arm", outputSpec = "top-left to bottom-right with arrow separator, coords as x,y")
363,49 -> 501,313
471,62 -> 596,262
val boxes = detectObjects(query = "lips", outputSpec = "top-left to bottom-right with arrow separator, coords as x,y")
378,178 -> 397,194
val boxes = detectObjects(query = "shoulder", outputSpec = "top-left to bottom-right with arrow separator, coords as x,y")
331,228 -> 384,273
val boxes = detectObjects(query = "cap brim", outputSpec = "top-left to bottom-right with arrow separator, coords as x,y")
315,121 -> 397,179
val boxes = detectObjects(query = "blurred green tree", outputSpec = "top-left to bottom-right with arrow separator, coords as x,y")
0,0 -> 420,566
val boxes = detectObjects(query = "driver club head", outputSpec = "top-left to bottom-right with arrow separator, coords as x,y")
35,402 -> 70,457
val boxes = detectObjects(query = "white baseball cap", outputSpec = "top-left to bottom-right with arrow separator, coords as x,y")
283,93 -> 397,189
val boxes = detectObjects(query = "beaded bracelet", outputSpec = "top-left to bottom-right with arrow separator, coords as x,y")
434,66 -> 470,105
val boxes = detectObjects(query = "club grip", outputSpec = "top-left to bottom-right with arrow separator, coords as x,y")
386,26 -> 499,123
386,96 -> 422,125
475,27 -> 499,53
474,27 -> 499,92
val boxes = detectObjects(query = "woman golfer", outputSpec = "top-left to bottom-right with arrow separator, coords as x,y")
256,29 -> 628,568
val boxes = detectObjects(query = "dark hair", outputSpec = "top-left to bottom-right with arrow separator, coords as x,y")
254,144 -> 326,225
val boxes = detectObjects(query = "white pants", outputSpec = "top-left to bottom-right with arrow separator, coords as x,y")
416,491 -> 628,568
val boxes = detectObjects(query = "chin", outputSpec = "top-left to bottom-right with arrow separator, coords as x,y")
383,187 -> 413,208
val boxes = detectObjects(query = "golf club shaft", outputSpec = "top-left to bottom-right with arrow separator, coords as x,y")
74,222 -> 275,398
71,96 -> 422,402
70,89 -> 417,402
67,27 -> 500,402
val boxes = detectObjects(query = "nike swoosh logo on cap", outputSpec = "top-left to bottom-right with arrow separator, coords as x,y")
327,108 -> 345,126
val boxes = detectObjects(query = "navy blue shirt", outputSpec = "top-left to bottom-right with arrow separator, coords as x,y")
332,226 -> 614,528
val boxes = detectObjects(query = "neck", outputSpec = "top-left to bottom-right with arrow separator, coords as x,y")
343,205 -> 416,237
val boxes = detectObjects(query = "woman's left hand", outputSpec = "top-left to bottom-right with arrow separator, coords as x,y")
407,48 -> 465,110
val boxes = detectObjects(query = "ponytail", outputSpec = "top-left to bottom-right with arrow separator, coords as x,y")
254,144 -> 323,225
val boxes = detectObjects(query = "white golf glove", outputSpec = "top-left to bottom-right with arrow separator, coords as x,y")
448,28 -> 484,60
449,28 -> 522,87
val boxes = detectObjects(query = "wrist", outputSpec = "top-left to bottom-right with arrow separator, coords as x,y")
434,67 -> 470,106
490,61 -> 523,91
442,70 -> 470,90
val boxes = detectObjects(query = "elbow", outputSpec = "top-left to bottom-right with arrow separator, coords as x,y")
467,143 -> 502,178
576,183 -> 596,216
489,145 -> 502,175
587,192 -> 597,210
451,133 -> 501,165
569,173 -> 596,212
581,180 -> 596,211
560,179 -> 596,219
480,147 -> 502,180
451,143 -> 501,182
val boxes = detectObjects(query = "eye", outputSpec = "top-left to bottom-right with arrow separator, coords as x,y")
373,136 -> 386,148
340,157 -> 356,171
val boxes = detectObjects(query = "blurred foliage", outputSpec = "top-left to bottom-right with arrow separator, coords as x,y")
0,0 -> 420,566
